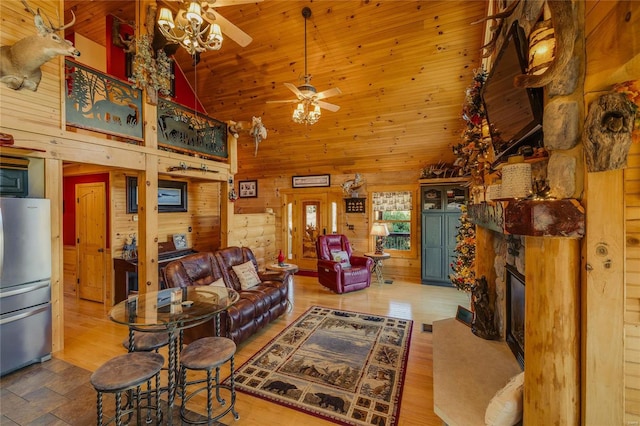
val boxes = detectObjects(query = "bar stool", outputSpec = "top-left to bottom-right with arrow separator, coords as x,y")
179,336 -> 240,424
90,352 -> 164,426
121,330 -> 170,423
122,330 -> 170,352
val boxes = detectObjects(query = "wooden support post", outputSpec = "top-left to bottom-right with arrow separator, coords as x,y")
138,159 -> 159,294
220,133 -> 238,248
582,170 -> 624,425
45,158 -> 63,353
524,236 -> 580,425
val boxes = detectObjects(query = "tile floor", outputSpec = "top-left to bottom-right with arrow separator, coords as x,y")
0,358 -> 221,425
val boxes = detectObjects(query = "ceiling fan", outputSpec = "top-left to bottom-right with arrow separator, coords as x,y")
162,0 -> 261,48
267,7 -> 341,123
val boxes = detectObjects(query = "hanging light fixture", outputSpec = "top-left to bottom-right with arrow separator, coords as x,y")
158,2 -> 223,56
291,7 -> 321,125
293,102 -> 321,125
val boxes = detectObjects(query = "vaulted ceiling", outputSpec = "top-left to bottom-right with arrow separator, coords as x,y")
64,0 -> 488,178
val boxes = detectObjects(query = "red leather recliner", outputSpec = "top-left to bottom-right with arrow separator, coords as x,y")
316,234 -> 373,294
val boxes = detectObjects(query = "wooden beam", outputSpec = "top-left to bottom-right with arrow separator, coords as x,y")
524,236 -> 581,424
46,158 -> 64,353
138,157 -> 159,294
582,169 -> 625,425
468,199 -> 585,237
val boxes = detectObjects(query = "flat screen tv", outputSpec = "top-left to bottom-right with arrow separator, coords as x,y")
482,21 -> 543,164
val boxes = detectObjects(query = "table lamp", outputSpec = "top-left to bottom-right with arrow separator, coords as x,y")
370,223 -> 390,254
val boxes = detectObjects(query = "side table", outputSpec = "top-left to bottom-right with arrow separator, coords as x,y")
266,263 -> 299,282
266,263 -> 299,310
364,252 -> 391,285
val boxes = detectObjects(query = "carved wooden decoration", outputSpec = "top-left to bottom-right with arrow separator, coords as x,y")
583,92 -> 637,172
471,277 -> 499,340
514,0 -> 575,88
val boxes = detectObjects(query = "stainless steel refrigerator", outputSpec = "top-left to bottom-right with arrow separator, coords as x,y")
0,197 -> 52,376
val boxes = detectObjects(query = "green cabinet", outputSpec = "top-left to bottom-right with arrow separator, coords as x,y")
0,167 -> 28,197
421,185 -> 466,285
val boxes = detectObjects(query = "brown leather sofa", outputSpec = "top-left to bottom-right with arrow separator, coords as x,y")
163,247 -> 290,345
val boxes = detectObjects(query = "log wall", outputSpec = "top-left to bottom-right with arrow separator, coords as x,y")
0,1 -> 64,130
232,169 -> 423,282
228,213 -> 277,269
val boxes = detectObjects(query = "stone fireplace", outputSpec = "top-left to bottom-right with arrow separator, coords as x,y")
468,199 -> 584,424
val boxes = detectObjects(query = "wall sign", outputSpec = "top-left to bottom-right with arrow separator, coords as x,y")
292,174 -> 331,188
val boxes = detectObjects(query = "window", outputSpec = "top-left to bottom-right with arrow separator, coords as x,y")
371,189 -> 416,258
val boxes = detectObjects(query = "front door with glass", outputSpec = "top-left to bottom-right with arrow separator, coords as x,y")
284,192 -> 337,271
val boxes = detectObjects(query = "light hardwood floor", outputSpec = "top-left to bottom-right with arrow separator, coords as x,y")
57,275 -> 469,425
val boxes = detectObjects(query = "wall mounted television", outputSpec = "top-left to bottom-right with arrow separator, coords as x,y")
482,21 -> 544,165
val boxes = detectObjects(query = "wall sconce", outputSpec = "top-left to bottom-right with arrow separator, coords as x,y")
528,19 -> 555,76
370,223 -> 390,255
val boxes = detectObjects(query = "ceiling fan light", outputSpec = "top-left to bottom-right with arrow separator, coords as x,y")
186,2 -> 203,24
292,103 -> 305,123
211,23 -> 222,38
207,23 -> 223,49
158,8 -> 175,29
308,106 -> 321,124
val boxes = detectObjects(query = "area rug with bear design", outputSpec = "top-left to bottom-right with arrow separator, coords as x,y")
227,306 -> 413,426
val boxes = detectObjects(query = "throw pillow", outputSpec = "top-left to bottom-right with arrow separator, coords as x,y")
209,277 -> 226,288
231,261 -> 261,290
331,250 -> 351,268
485,371 -> 525,426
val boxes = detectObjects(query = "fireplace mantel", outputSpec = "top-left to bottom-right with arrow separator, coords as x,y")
468,199 -> 585,238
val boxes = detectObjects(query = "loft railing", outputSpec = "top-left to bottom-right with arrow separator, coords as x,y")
157,98 -> 228,160
64,60 -> 228,160
65,60 -> 143,140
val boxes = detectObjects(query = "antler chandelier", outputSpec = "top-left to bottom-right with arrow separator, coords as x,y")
157,2 -> 223,56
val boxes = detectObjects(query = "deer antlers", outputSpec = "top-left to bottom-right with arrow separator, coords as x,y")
473,0 -> 521,59
21,0 -> 76,36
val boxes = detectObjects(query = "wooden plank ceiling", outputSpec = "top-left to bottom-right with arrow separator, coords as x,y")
64,0 -> 488,178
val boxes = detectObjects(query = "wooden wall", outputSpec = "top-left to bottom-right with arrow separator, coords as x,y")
228,213 -> 277,269
0,1 -> 64,130
585,0 -> 639,423
58,169 -> 222,304
625,143 -> 640,423
232,169 -> 424,281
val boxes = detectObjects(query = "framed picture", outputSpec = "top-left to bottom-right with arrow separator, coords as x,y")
292,174 -> 331,188
239,180 -> 258,198
456,305 -> 473,327
173,233 -> 187,249
126,177 -> 188,213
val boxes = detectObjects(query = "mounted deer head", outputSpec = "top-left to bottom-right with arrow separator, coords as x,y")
0,0 -> 80,91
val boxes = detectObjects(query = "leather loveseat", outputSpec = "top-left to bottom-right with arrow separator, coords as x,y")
163,246 -> 290,345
